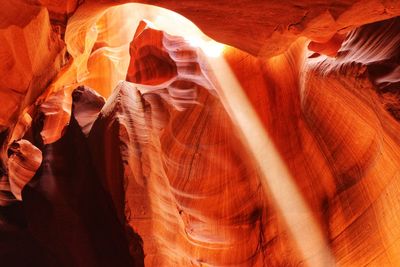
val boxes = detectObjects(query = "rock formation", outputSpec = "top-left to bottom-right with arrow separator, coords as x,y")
1,1 -> 400,266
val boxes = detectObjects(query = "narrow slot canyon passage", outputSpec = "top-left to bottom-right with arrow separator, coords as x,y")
1,1 -> 400,266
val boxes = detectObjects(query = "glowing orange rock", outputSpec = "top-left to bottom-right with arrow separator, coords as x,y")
1,1 -> 400,266
7,139 -> 42,200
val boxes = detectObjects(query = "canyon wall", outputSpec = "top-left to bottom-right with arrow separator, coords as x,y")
1,1 -> 400,266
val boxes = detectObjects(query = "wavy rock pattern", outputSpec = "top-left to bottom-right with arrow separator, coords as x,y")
21,86 -> 143,267
0,0 -> 65,134
300,17 -> 400,266
1,1 -> 400,267
91,82 -> 267,265
7,139 -> 42,200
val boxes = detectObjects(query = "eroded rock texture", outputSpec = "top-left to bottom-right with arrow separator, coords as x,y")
1,1 -> 400,267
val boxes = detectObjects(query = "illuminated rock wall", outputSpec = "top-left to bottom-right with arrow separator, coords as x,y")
1,1 -> 400,266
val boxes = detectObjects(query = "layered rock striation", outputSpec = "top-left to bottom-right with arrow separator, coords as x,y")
1,1 -> 400,267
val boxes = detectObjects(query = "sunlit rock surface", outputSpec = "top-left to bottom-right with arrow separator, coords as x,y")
7,139 -> 42,200
1,1 -> 400,266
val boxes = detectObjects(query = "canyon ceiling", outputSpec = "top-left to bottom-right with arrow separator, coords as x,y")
1,0 -> 400,266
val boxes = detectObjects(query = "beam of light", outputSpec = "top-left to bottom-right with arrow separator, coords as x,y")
67,3 -> 334,263
185,36 -> 225,57
152,14 -> 225,57
66,2 -> 226,96
205,54 -> 336,267
201,41 -> 225,58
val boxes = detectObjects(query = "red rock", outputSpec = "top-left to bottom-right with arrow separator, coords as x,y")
7,139 -> 42,200
1,1 -> 400,266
